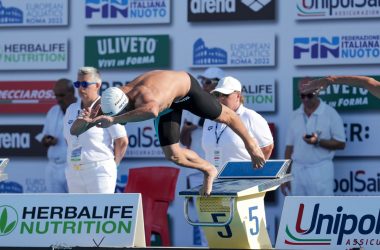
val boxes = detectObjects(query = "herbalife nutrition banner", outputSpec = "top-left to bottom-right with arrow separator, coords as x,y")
0,193 -> 145,247
241,78 -> 275,112
292,76 -> 380,111
276,196 -> 380,249
85,35 -> 170,69
0,36 -> 68,70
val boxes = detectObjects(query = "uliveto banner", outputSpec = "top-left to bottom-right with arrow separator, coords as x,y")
276,196 -> 380,249
0,0 -> 68,27
0,81 -> 56,113
84,35 -> 170,69
293,76 -> 380,111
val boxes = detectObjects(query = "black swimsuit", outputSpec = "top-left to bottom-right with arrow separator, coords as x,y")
154,73 -> 222,146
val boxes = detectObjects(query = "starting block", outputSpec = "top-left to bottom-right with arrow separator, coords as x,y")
0,158 -> 9,182
179,160 -> 292,249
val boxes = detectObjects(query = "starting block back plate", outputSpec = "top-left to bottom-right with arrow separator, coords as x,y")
217,159 -> 291,179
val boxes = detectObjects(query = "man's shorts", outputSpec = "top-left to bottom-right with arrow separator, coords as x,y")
154,73 -> 222,146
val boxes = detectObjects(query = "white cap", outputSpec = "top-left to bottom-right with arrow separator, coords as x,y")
211,76 -> 242,95
101,87 -> 129,116
199,67 -> 225,80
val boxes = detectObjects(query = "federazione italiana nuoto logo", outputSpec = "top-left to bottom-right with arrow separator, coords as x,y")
0,205 -> 18,236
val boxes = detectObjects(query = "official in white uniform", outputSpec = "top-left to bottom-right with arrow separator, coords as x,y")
38,79 -> 77,193
63,67 -> 128,193
202,76 -> 274,170
282,78 -> 346,196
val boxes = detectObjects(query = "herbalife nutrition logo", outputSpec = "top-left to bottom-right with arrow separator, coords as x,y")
0,205 -> 18,236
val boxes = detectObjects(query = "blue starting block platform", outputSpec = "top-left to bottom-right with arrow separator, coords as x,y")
179,160 -> 292,249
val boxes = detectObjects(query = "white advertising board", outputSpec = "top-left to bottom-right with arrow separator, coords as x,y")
0,193 -> 145,247
276,196 -> 380,249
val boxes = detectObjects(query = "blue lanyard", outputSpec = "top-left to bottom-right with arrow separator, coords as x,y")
214,123 -> 228,145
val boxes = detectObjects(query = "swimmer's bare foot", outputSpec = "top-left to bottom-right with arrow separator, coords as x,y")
199,167 -> 218,196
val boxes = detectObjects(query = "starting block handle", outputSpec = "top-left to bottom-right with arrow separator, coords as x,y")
184,197 -> 235,227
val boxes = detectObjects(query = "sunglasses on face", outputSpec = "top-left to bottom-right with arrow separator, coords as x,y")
213,92 -> 231,98
300,93 -> 316,99
73,81 -> 97,89
199,78 -> 219,85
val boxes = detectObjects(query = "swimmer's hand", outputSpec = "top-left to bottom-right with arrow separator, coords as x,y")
92,115 -> 114,128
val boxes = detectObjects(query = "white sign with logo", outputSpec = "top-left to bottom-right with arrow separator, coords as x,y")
276,196 -> 380,249
0,36 -> 68,70
0,193 -> 145,247
241,78 -> 275,112
293,32 -> 380,65
85,0 -> 171,25
0,0 -> 68,27
190,33 -> 275,67
334,158 -> 380,196
337,114 -> 380,157
295,0 -> 380,20
125,120 -> 164,158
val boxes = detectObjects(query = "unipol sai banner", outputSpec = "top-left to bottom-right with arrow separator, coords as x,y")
276,196 -> 380,250
0,36 -> 69,70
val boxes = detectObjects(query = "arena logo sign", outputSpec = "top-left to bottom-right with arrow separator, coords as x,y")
0,37 -> 68,70
192,34 -> 275,67
0,0 -> 68,27
292,76 -> 380,111
296,0 -> 380,20
85,35 -> 170,69
293,34 -> 380,65
0,125 -> 46,157
276,197 -> 380,249
85,0 -> 170,25
242,81 -> 275,112
187,0 -> 275,21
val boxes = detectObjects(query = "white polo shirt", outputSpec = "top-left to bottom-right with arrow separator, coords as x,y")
40,104 -> 67,163
285,100 -> 345,165
63,100 -> 127,165
202,105 -> 273,170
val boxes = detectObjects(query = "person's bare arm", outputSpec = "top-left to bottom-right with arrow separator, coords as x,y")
113,136 -> 128,166
180,122 -> 197,148
303,76 -> 380,99
303,133 -> 346,150
70,105 -> 100,136
261,143 -> 274,160
216,105 -> 265,168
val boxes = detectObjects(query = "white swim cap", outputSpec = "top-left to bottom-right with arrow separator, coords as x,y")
101,87 -> 129,116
